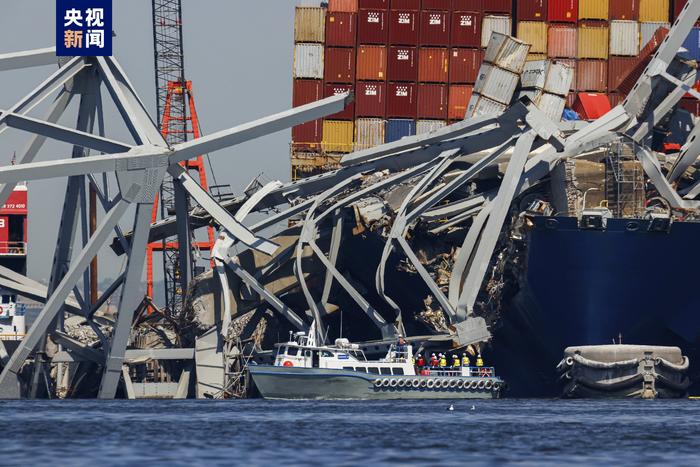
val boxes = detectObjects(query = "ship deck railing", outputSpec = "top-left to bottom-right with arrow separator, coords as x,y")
0,242 -> 26,256
418,367 -> 496,377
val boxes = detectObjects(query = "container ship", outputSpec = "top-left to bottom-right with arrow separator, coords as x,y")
284,0 -> 700,396
0,181 -> 28,350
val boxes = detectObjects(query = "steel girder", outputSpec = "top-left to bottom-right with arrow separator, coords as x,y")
0,49 -> 352,398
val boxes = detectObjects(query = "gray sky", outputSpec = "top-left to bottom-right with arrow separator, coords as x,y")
0,1 -> 297,287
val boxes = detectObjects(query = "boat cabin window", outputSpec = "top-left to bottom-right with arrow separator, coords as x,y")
1,295 -> 9,304
321,351 -> 333,358
355,367 -> 367,373
367,367 -> 379,374
285,346 -> 300,356
393,368 -> 404,375
380,367 -> 391,375
342,367 -> 354,371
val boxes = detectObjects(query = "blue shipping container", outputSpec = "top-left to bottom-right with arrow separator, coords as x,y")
385,119 -> 416,143
681,28 -> 700,61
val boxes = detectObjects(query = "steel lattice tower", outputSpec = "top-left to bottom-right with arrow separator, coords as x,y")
150,0 -> 214,314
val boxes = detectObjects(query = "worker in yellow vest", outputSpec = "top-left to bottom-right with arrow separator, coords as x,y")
476,354 -> 484,367
452,354 -> 460,368
461,352 -> 470,367
439,353 -> 447,370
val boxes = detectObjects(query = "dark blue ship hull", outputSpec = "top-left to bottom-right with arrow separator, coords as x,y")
490,216 -> 700,397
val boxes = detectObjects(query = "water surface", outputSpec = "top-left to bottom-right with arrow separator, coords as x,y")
1,399 -> 698,466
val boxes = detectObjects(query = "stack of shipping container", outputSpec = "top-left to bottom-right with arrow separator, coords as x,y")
291,0 -> 700,180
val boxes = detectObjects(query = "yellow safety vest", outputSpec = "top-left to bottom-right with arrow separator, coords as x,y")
439,358 -> 447,367
476,357 -> 484,367
412,357 -> 416,365
453,358 -> 460,367
462,357 -> 470,366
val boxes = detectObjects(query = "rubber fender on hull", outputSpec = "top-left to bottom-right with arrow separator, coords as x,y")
449,379 -> 459,388
411,379 -> 420,388
477,380 -> 486,389
484,380 -> 493,390
426,379 -> 436,389
389,379 -> 399,388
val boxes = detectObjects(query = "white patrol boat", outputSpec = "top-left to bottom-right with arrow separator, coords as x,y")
248,326 -> 505,400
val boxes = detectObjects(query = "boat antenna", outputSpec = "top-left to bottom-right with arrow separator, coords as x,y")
339,307 -> 343,339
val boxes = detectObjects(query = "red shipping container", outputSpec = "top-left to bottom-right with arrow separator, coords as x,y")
292,79 -> 324,150
453,0 -> 483,9
679,98 -> 700,116
359,0 -> 389,8
449,48 -> 483,83
387,82 -> 418,117
419,47 -> 449,82
421,0 -> 452,9
324,84 -> 356,119
607,56 -> 637,93
484,0 -> 512,13
576,60 -> 607,92
389,10 -> 419,45
358,9 -> 388,44
451,12 -> 482,48
418,83 -> 449,118
517,0 -> 548,21
572,92 -> 611,120
357,45 -> 388,80
607,92 -> 625,108
329,0 -> 359,12
420,11 -> 450,46
548,0 -> 578,23
610,0 -> 638,20
548,23 -> 577,58
326,12 -> 357,47
617,28 -> 669,94
356,81 -> 387,116
325,47 -> 356,83
448,85 -> 473,120
391,0 -> 421,9
388,46 -> 419,81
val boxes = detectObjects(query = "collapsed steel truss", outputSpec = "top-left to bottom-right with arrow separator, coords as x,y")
0,0 -> 699,398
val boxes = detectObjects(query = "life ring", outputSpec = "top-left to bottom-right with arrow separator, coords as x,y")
426,379 -> 436,389
449,379 -> 459,388
477,380 -> 486,389
411,379 -> 420,388
283,361 -> 293,367
484,380 -> 493,390
389,379 -> 399,388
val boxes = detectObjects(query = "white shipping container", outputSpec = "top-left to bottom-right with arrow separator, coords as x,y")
482,17 -> 513,49
520,60 -> 549,90
484,32 -> 529,74
294,43 -> 324,79
467,93 -> 508,118
538,92 -> 567,121
416,120 -> 447,135
640,22 -> 670,49
474,63 -> 520,105
354,118 -> 385,151
610,21 -> 640,56
544,61 -> 575,96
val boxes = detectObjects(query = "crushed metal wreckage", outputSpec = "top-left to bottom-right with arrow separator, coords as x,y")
0,2 -> 700,398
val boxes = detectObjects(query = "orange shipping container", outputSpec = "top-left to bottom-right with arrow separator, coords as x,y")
418,47 -> 449,83
548,24 -> 577,58
448,85 -> 473,120
356,45 -> 387,81
328,0 -> 358,12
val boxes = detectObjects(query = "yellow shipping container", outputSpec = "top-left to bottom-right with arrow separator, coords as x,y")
578,24 -> 609,59
579,0 -> 609,21
526,53 -> 548,62
294,7 -> 326,43
639,0 -> 670,23
517,21 -> 548,54
322,120 -> 354,153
